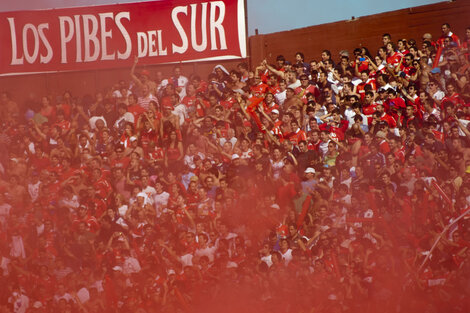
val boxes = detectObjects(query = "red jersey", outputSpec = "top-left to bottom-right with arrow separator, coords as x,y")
250,82 -> 269,98
295,84 -> 320,103
363,103 -> 378,125
442,93 -> 465,108
318,120 -> 349,141
93,177 -> 112,199
220,97 -> 236,111
356,79 -> 377,99
437,32 -> 460,47
287,128 -> 307,146
384,97 -> 406,113
128,105 -> 146,123
380,113 -> 397,128
53,120 -> 71,131
386,52 -> 402,66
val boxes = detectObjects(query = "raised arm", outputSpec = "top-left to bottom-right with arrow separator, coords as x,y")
130,56 -> 144,89
264,60 -> 286,79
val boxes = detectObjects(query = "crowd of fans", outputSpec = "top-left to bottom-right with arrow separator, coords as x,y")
0,21 -> 470,313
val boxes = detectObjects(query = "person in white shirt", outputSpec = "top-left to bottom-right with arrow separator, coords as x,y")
140,175 -> 156,204
114,103 -> 135,132
153,181 -> 169,217
274,80 -> 287,106
259,243 -> 273,267
195,233 -> 217,262
279,238 -> 293,265
172,66 -> 189,99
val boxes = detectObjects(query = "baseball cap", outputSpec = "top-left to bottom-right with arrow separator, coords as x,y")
32,302 -> 43,309
304,167 -> 316,174
231,154 -> 240,160
271,109 -> 280,115
375,131 -> 387,139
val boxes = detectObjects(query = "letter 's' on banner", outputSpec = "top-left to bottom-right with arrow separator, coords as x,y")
0,0 -> 247,75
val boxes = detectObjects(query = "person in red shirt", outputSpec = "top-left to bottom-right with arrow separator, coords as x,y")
262,93 -> 279,113
436,23 -> 461,48
397,39 -> 409,55
442,81 -> 465,108
52,110 -> 71,133
374,105 -> 397,128
250,76 -> 269,98
287,120 -> 307,147
386,42 -> 402,67
266,74 -> 280,94
384,89 -> 406,114
461,26 -> 470,61
362,91 -> 378,125
295,74 -> 320,104
181,84 -> 198,112
91,168 -> 112,201
219,89 -> 237,111
398,53 -> 415,78
319,109 -> 348,141
356,70 -> 376,100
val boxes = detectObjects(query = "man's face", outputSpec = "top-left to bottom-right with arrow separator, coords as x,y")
309,119 -> 318,130
382,174 -> 390,184
310,131 -> 319,142
205,178 -> 214,189
406,106 -> 414,117
209,96 -> 218,106
332,113 -> 341,122
382,36 -> 390,46
268,76 -> 277,86
441,24 -> 450,35
265,93 -> 274,104
361,72 -> 368,82
286,89 -> 294,98
447,84 -> 455,94
142,84 -> 149,95
290,122 -> 299,131
404,56 -> 412,66
310,61 -> 317,71
186,84 -> 195,96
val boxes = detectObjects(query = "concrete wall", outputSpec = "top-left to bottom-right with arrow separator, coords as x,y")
2,0 -> 470,108
1,60 -> 241,108
249,0 -> 470,67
